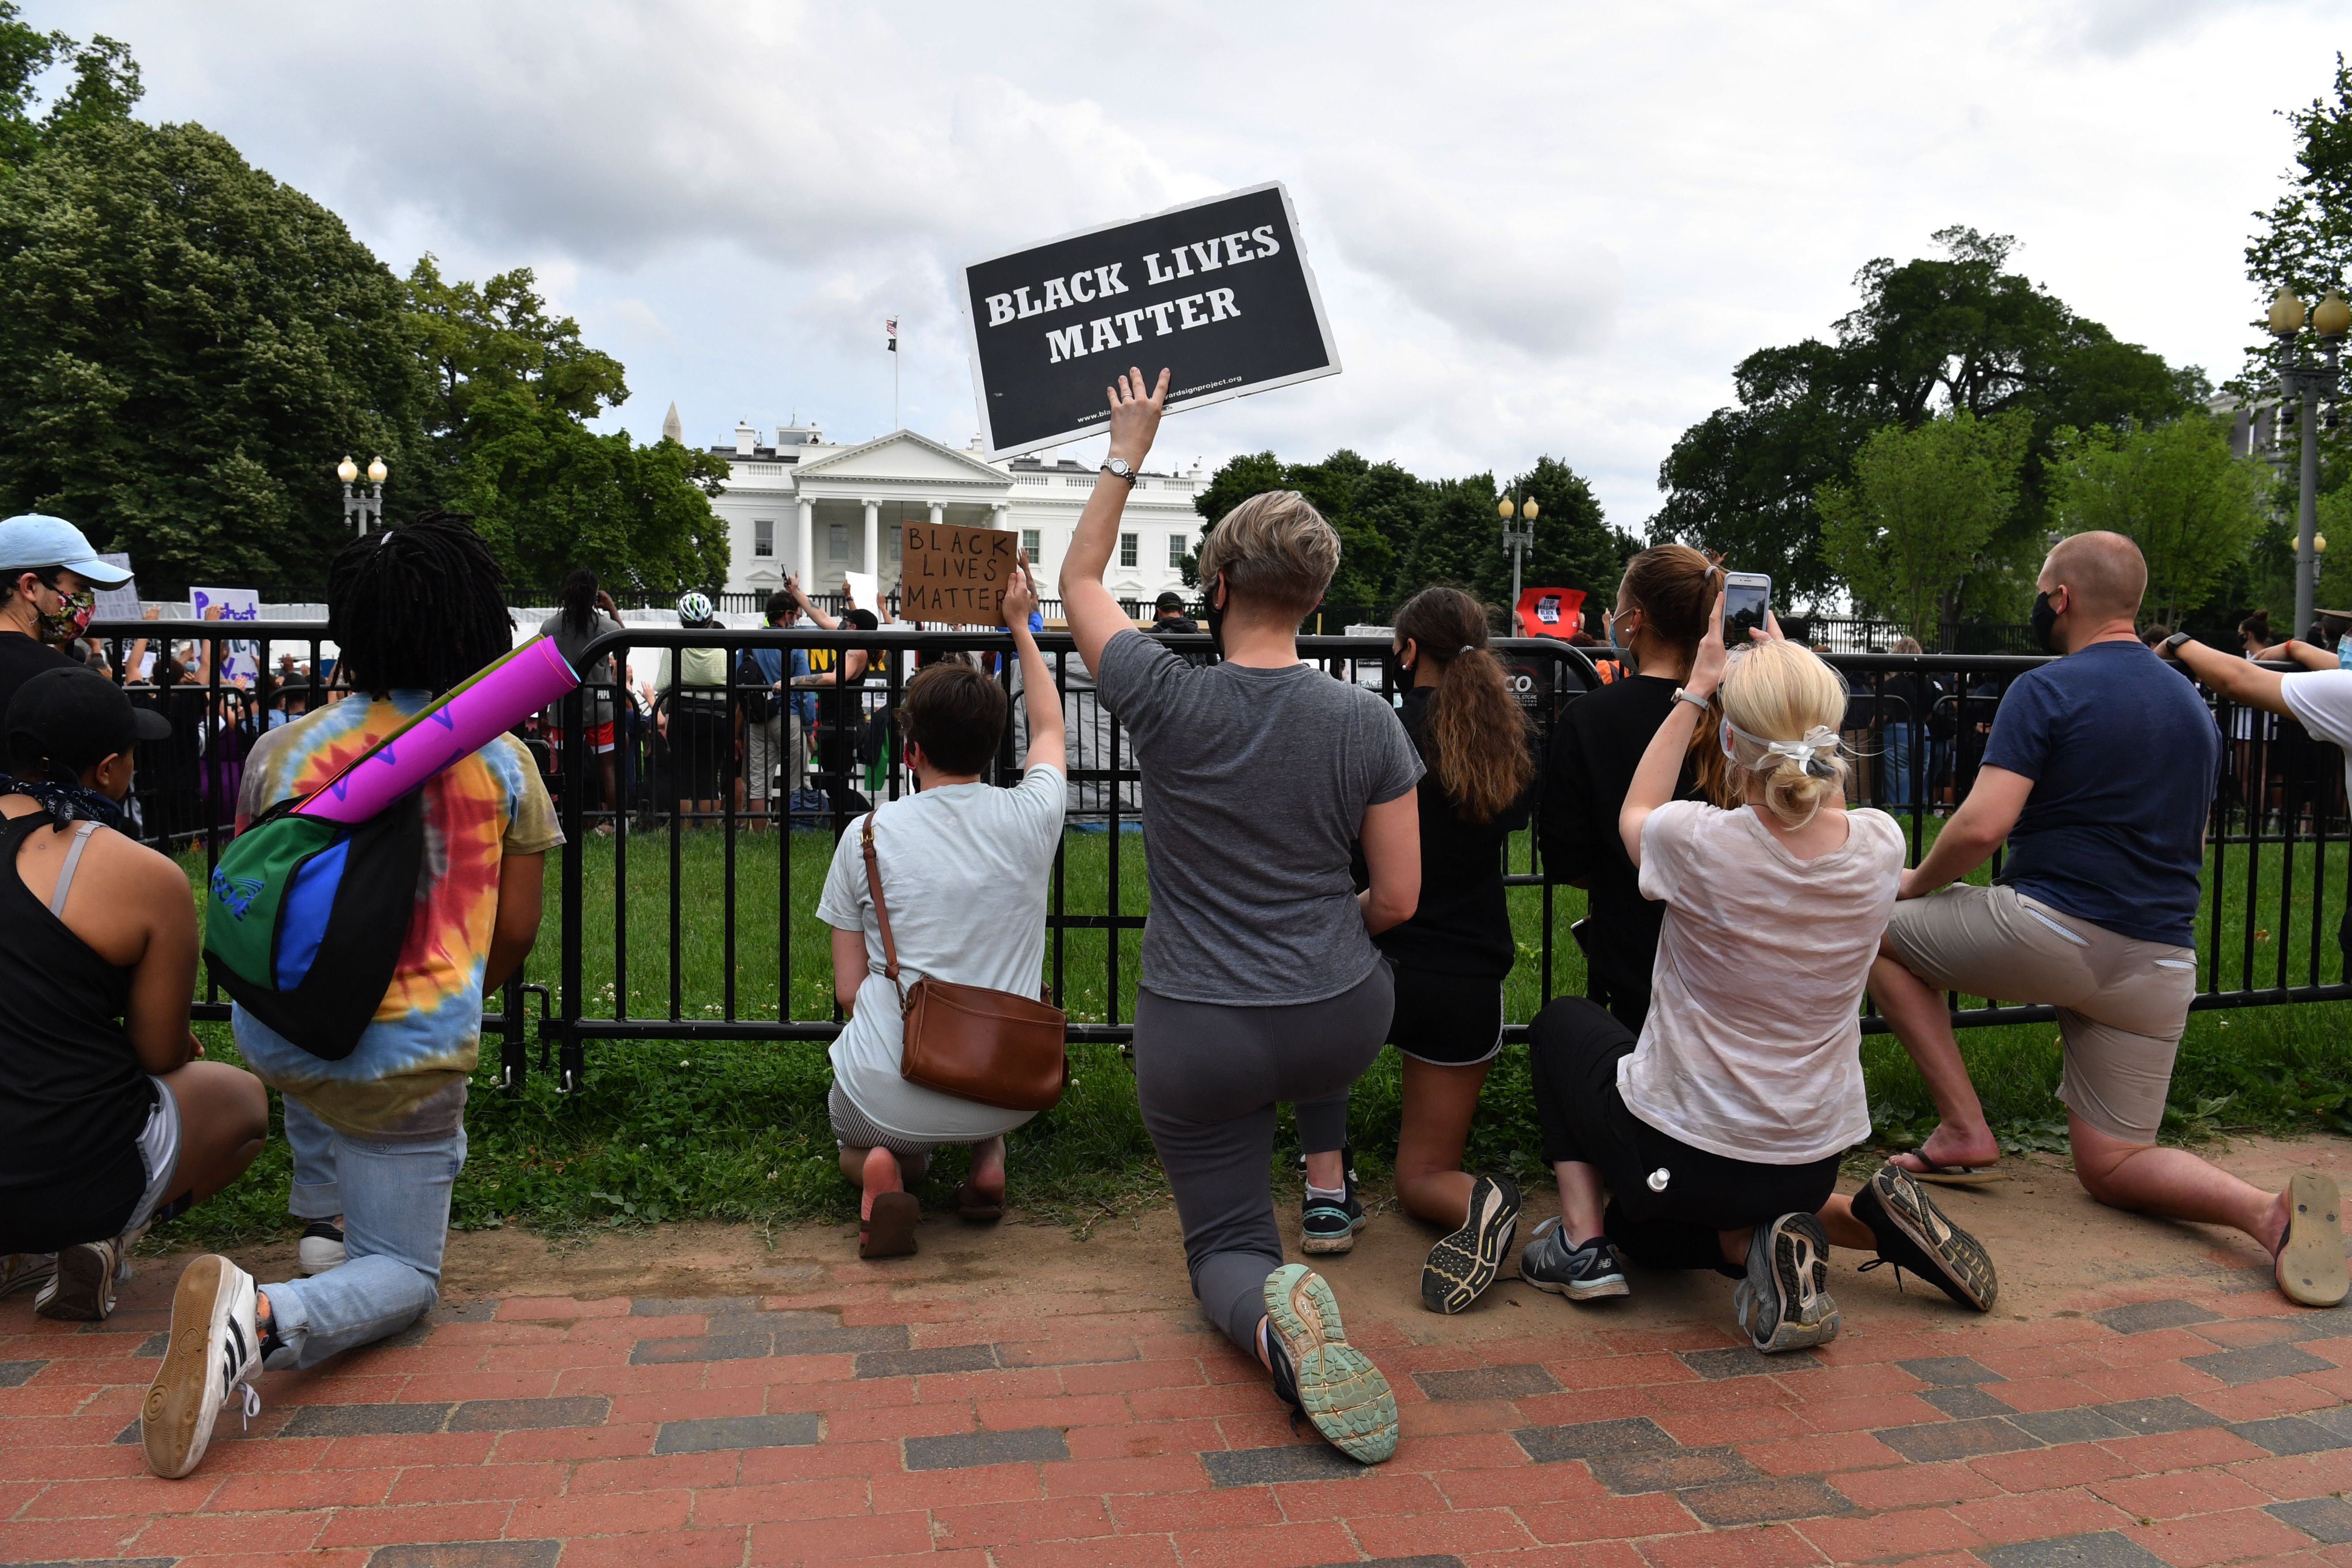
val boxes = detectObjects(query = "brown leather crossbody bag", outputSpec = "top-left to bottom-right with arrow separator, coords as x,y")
860,815 -> 1067,1112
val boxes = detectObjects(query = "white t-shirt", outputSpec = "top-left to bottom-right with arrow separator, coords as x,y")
2281,672 -> 2352,801
816,765 -> 1066,1142
1622,800 -> 1904,1164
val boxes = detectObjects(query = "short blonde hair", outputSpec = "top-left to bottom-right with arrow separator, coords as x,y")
1719,640 -> 1850,831
1195,491 -> 1339,615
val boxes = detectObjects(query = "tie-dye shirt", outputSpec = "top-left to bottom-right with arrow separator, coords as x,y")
231,691 -> 563,1138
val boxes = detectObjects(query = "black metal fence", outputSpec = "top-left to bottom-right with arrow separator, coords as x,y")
77,621 -> 2352,1095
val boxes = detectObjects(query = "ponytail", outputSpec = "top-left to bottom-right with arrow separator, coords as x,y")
1393,586 -> 1533,824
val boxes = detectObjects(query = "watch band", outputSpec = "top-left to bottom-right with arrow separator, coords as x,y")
1101,461 -> 1137,486
1670,687 -> 1713,716
2164,632 -> 2193,653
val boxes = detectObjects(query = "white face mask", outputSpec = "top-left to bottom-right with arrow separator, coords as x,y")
1721,717 -> 1840,778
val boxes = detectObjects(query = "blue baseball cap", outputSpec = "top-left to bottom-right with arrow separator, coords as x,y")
0,514 -> 132,586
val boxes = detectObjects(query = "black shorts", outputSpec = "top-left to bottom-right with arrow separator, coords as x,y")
1387,966 -> 1505,1067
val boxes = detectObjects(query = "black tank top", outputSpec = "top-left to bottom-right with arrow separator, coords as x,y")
0,809 -> 150,1251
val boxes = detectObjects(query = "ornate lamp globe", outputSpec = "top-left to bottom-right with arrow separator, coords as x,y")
367,456 -> 388,484
337,456 -> 358,483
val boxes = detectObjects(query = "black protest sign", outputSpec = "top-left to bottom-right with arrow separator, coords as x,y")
959,182 -> 1339,457
900,522 -> 1021,620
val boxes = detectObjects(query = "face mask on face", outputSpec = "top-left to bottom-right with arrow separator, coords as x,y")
35,585 -> 94,644
2030,590 -> 2060,655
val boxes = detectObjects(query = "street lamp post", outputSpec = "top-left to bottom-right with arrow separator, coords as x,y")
1499,493 -> 1539,606
339,454 -> 389,535
2271,286 -> 2348,641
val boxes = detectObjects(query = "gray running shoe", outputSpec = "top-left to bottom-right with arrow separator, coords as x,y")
1517,1217 -> 1630,1301
1734,1212 -> 1839,1353
35,1238 -> 119,1322
1262,1263 -> 1398,1464
0,1252 -> 57,1299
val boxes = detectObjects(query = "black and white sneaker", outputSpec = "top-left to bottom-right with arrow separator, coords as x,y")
1734,1212 -> 1839,1353
142,1254 -> 264,1479
1299,1147 -> 1367,1256
1421,1175 -> 1521,1314
298,1221 -> 346,1276
34,1237 -> 119,1322
1853,1162 -> 1998,1312
1517,1217 -> 1630,1301
0,1252 -> 58,1300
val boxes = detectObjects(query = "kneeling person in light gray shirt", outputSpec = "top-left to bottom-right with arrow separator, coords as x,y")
816,561 -> 1065,1260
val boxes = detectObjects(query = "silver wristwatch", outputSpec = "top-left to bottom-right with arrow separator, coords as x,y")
1670,686 -> 1712,715
1101,457 -> 1137,486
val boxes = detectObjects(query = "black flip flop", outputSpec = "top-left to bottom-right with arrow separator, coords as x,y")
859,1191 -> 920,1259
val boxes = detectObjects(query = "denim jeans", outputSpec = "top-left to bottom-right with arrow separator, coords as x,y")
260,1098 -> 466,1371
1884,722 -> 1915,807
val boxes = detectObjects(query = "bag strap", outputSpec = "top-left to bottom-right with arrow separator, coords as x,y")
859,813 -> 907,1008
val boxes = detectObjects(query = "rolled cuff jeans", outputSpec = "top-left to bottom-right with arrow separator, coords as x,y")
261,1107 -> 466,1372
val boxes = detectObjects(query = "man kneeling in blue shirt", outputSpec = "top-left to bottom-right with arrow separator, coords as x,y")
1871,531 -> 2345,1309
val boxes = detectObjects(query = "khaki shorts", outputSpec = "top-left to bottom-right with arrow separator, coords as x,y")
1883,883 -> 2198,1144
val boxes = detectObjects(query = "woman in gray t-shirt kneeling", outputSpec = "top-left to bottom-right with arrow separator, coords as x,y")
1065,369 -> 1424,1467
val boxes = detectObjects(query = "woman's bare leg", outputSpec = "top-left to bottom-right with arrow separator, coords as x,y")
1394,1058 -> 1491,1227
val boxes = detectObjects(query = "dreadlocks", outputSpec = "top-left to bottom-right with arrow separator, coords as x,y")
327,512 -> 514,695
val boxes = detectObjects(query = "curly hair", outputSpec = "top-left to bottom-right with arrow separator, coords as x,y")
327,513 -> 514,695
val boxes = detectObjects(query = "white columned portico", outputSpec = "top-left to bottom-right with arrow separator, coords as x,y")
861,500 -> 879,579
796,499 -> 813,583
990,503 -> 1009,530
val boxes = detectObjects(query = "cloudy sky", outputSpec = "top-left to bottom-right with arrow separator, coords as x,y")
25,0 -> 2345,532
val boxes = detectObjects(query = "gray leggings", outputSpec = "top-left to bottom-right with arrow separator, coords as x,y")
1132,962 -> 1394,1350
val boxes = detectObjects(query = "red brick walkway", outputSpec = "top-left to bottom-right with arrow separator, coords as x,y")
5,1238 -> 2352,1568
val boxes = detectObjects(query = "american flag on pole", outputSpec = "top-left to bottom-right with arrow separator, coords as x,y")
885,317 -> 898,352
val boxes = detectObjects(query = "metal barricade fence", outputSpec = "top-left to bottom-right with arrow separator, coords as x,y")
77,622 -> 2352,1096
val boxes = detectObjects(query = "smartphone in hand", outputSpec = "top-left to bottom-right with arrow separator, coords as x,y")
1723,572 -> 1770,647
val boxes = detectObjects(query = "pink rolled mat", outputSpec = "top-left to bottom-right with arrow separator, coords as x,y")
295,636 -> 581,822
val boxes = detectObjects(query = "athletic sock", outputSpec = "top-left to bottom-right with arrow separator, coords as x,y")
1304,1182 -> 1347,1205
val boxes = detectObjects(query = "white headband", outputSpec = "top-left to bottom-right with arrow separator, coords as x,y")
1720,719 -> 1840,779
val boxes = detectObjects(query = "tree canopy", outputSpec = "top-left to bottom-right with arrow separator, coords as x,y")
1818,410 -> 2030,645
2046,416 -> 2269,630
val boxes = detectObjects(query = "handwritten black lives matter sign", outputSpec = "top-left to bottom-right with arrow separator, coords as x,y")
959,182 -> 1339,457
900,522 -> 1021,619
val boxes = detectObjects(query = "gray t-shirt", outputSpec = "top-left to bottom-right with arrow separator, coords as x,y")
1095,629 -> 1423,1005
538,611 -> 625,722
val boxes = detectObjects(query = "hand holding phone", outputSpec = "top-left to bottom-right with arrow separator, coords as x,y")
1723,573 -> 1770,647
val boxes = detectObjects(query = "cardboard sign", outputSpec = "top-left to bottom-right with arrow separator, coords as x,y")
92,552 -> 139,621
191,586 -> 261,683
959,182 -> 1340,457
1514,587 -> 1588,640
899,523 -> 1020,620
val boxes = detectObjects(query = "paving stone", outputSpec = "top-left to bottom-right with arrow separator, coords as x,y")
446,1395 -> 611,1432
1678,1476 -> 1852,1526
1412,1363 -> 1561,1401
1202,1443 -> 1367,1486
280,1401 -> 457,1437
2270,1496 -> 2352,1545
2229,1415 -> 2352,1455
2182,1342 -> 2333,1385
903,1425 -> 1070,1471
773,1324 -> 910,1356
1512,1416 -> 1679,1464
1923,1384 -> 2016,1418
2,1560 -> 176,1568
1586,1444 -> 1760,1495
1976,1531 -> 2172,1567
1899,1355 -> 2008,1386
632,1295 -> 760,1315
2007,1407 -> 2133,1445
1301,1559 -> 1463,1568
2099,1395 -> 2224,1434
112,1418 -> 139,1444
134,1333 -> 169,1357
2091,1299 -> 2221,1335
1677,1344 -> 1819,1380
653,1412 -> 822,1454
628,1332 -> 778,1365
855,1343 -> 1000,1379
1873,1416 -> 2041,1461
2304,1403 -> 2352,1441
710,1309 -> 853,1336
371,1545 -> 562,1568
0,1358 -> 43,1387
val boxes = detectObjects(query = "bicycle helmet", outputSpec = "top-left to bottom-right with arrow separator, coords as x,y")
675,590 -> 714,626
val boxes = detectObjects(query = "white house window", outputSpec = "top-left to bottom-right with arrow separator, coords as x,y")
1021,528 -> 1041,560
888,529 -> 901,562
753,519 -> 775,558
829,523 -> 848,560
1119,533 -> 1139,567
1167,533 -> 1188,567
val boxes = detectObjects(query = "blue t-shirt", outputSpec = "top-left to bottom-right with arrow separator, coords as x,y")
748,644 -> 816,725
1983,639 -> 2217,947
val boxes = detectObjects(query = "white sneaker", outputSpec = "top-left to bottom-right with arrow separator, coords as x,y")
0,1252 -> 58,1300
35,1238 -> 120,1321
142,1255 -> 264,1479
298,1221 -> 346,1276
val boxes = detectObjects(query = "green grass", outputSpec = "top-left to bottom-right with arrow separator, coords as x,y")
151,816 -> 2352,1254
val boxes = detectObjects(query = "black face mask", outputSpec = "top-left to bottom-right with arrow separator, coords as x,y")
1203,576 -> 1226,657
2030,590 -> 2060,654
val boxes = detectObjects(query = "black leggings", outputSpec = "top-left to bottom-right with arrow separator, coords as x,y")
1527,996 -> 1839,1276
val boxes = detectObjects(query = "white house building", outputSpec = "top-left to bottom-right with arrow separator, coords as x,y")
700,417 -> 1208,610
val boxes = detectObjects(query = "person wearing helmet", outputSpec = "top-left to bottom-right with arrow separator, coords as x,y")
654,592 -> 730,823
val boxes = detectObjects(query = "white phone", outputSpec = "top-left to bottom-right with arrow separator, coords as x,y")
1723,572 -> 1770,647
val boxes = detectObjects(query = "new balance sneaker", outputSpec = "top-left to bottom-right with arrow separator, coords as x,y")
1299,1147 -> 1366,1256
298,1221 -> 347,1276
34,1238 -> 119,1322
1852,1162 -> 1999,1312
0,1252 -> 57,1300
1517,1217 -> 1630,1301
142,1255 -> 264,1479
1734,1212 -> 1840,1353
1421,1174 -> 1521,1314
1262,1263 -> 1398,1464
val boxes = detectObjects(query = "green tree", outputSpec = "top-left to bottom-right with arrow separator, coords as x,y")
2046,416 -> 2270,628
2243,54 -> 2352,377
1654,227 -> 2189,611
1817,409 -> 2030,647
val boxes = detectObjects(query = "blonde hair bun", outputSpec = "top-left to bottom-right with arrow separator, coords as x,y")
1719,641 -> 1849,830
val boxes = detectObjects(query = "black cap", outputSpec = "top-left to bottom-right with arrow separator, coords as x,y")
7,665 -> 172,776
1155,591 -> 1186,612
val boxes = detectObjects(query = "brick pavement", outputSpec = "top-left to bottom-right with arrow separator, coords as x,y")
5,1238 -> 2352,1568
